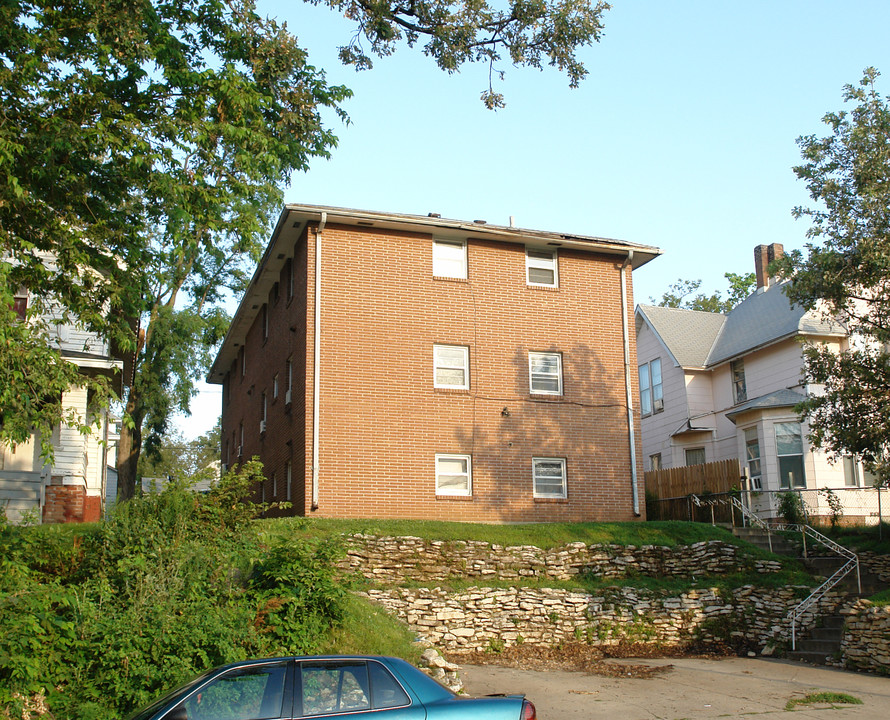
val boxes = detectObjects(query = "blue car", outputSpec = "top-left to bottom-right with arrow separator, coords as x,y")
127,655 -> 537,720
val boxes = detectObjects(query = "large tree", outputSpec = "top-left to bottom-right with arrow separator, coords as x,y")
650,272 -> 755,313
2,0 -> 611,501
777,68 -> 890,486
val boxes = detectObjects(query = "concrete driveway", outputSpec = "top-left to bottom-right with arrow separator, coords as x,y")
460,657 -> 890,719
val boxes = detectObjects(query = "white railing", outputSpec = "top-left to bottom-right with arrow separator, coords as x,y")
691,495 -> 861,650
770,523 -> 860,650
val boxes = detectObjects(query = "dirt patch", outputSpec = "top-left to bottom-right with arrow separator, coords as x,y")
446,642 -> 724,678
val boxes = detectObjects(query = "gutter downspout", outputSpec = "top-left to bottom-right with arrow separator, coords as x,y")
620,251 -> 641,516
312,212 -> 326,510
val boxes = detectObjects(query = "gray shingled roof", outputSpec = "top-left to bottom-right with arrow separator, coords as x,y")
637,281 -> 845,369
725,388 -> 807,423
706,280 -> 844,366
637,305 -> 726,368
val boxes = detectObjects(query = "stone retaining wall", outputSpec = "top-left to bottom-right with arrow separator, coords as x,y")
342,535 -> 782,583
364,584 -> 843,653
840,601 -> 890,675
859,551 -> 890,583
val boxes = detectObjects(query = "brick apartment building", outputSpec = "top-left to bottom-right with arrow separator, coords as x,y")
208,205 -> 660,522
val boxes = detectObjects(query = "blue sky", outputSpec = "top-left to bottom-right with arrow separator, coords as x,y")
176,0 -> 890,439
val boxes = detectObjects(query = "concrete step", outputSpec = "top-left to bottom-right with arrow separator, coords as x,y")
795,638 -> 842,654
786,649 -> 833,665
820,615 -> 845,630
808,626 -> 843,642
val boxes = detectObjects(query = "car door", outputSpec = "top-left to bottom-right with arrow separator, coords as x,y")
176,660 -> 292,720
295,660 -> 424,720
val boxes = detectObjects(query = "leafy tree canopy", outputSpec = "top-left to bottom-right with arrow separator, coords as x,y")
139,421 -> 221,484
2,0 -> 610,498
776,68 -> 890,486
650,272 -> 755,313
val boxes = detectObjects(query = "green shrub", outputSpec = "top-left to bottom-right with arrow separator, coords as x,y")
0,462 -> 345,720
778,492 -> 806,525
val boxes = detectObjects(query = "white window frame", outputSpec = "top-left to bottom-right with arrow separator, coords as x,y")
685,447 -> 705,466
639,358 -> 663,416
286,461 -> 292,501
432,238 -> 467,279
744,426 -> 762,490
775,422 -> 806,489
273,373 -> 280,399
532,457 -> 567,499
435,453 -> 472,496
526,247 -> 558,287
529,351 -> 563,395
731,359 -> 747,404
433,344 -> 470,389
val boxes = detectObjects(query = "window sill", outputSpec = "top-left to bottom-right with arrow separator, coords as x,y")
433,275 -> 469,283
534,497 -> 568,504
436,494 -> 473,501
526,284 -> 559,291
528,394 -> 563,402
434,387 -> 470,395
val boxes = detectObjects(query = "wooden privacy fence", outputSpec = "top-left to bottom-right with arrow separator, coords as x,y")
645,459 -> 744,499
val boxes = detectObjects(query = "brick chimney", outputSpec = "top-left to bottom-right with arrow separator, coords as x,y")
754,243 -> 784,289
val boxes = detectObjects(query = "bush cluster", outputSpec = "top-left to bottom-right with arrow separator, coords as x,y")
0,461 -> 345,720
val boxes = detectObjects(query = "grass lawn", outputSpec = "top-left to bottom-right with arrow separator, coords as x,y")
262,517 -> 748,549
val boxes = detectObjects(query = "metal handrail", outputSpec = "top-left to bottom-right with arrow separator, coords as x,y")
691,493 -> 774,550
770,523 -> 860,650
690,496 -> 861,650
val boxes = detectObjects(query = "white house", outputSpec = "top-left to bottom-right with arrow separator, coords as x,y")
635,244 -> 877,521
1,279 -> 124,523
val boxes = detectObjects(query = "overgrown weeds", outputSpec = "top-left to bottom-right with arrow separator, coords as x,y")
0,461 -> 348,720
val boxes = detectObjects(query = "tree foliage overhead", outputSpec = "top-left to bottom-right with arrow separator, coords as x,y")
326,0 -> 611,108
777,68 -> 890,485
650,272 -> 755,313
2,0 -> 612,500
1,0 -> 349,466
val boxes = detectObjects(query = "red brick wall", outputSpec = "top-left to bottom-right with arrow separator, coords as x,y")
43,483 -> 100,523
223,223 -> 645,522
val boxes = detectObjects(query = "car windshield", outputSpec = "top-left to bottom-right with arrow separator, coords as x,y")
125,669 -> 217,720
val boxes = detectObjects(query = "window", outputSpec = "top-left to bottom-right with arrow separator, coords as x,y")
775,422 -> 806,489
272,373 -> 279,399
240,346 -> 246,378
299,661 -> 409,716
650,453 -> 662,471
271,472 -> 277,498
526,248 -> 558,287
639,358 -> 663,415
270,282 -> 279,305
744,427 -> 762,490
843,456 -> 860,487
533,457 -> 567,498
262,304 -> 269,340
529,351 -> 562,395
12,290 -> 27,321
432,238 -> 467,279
284,258 -> 294,301
260,392 -> 267,432
182,662 -> 287,720
731,359 -> 747,404
685,447 -> 705,466
286,461 -> 292,501
434,344 -> 469,389
435,454 -> 471,496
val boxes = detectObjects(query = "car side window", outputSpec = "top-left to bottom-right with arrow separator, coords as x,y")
182,663 -> 287,720
300,662 -> 370,716
368,661 -> 410,709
